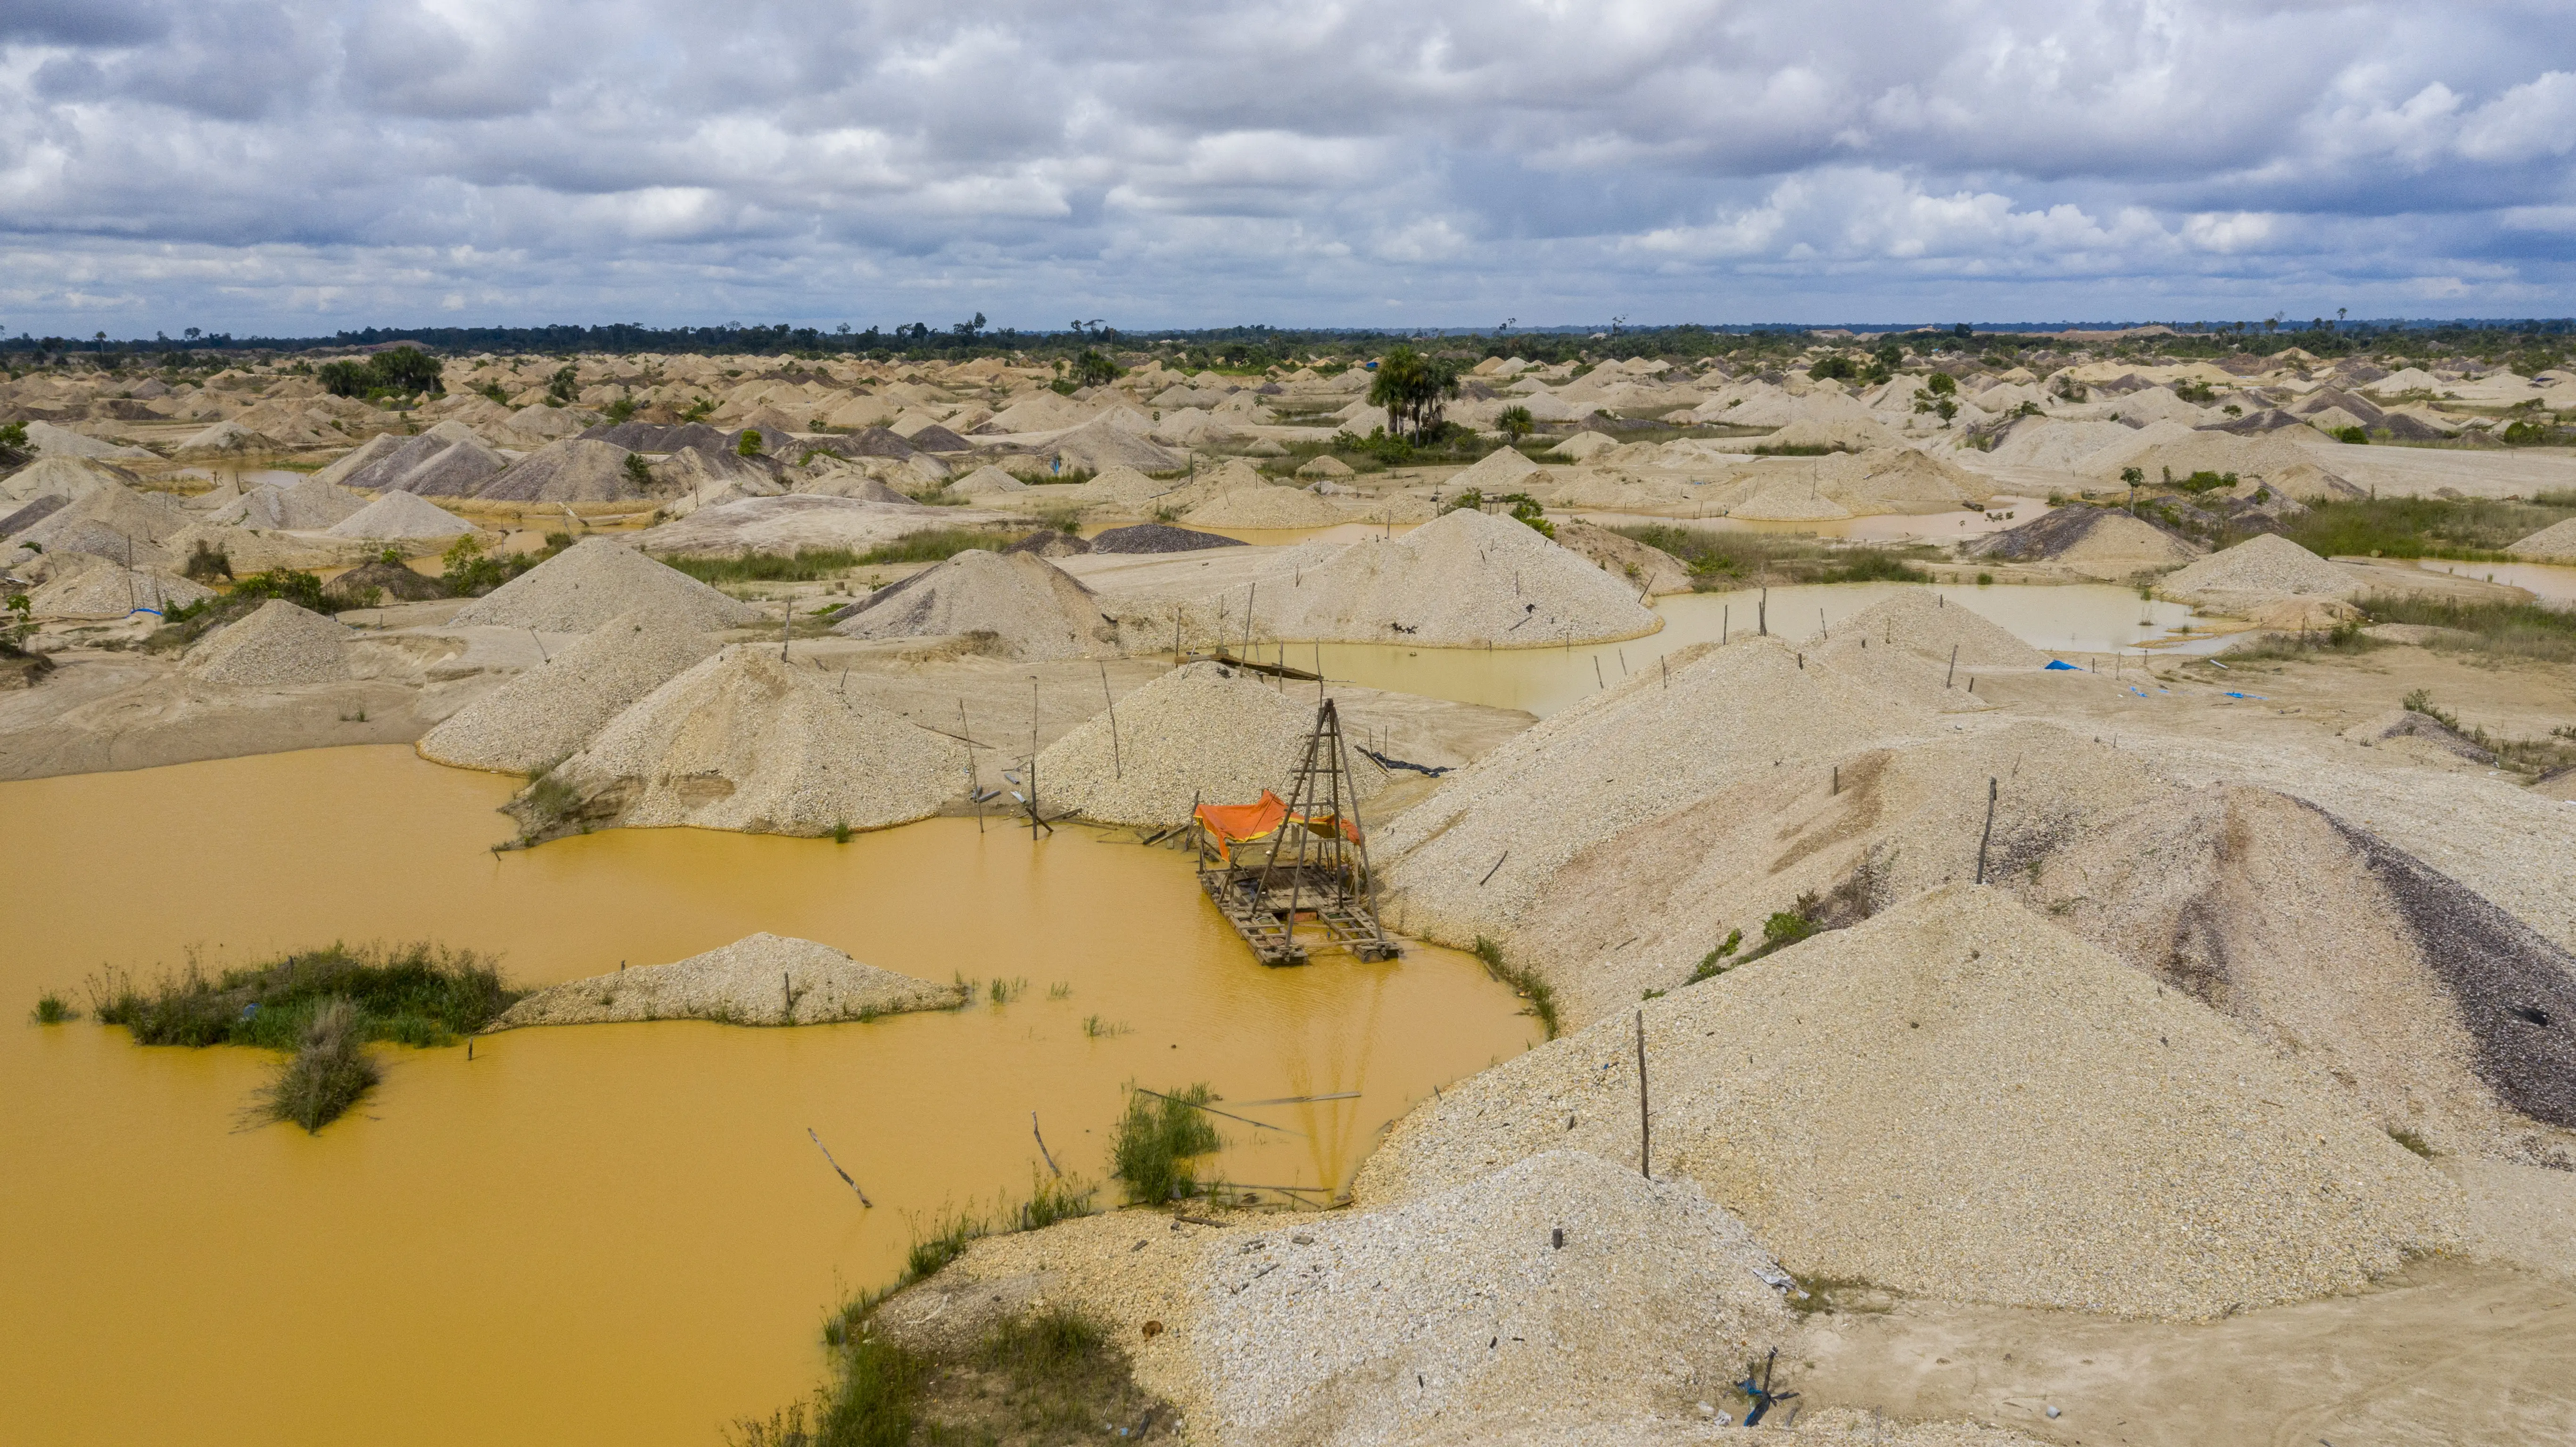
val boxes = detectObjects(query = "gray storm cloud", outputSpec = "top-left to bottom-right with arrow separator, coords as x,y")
1,0 -> 2571,331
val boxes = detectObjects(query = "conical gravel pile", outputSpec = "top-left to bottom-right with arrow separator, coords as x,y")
450,537 -> 761,633
418,609 -> 718,773
1245,506 -> 1658,647
514,646 -> 965,839
832,550 -> 1111,659
325,490 -> 476,541
474,438 -> 644,503
183,599 -> 355,685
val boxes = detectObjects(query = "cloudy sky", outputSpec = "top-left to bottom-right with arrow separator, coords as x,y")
4,0 -> 2573,337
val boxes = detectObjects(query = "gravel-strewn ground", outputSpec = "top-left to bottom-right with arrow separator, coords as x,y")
490,932 -> 963,1028
1354,885 -> 2466,1321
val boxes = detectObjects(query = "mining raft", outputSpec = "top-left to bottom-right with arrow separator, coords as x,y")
1190,698 -> 1397,966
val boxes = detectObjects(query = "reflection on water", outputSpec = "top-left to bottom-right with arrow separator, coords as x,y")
2414,559 -> 2576,608
1313,584 -> 2202,717
0,747 -> 1530,1447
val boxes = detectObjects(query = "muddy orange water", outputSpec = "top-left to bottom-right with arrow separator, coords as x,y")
0,747 -> 1535,1447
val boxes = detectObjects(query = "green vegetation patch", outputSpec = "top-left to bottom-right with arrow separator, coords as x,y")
854,528 -> 1029,566
2278,495 -> 2576,563
2361,593 -> 2576,665
1112,1083 -> 1222,1206
89,941 -> 522,1051
1609,523 -> 1934,586
663,548 -> 866,584
1472,936 -> 1560,1038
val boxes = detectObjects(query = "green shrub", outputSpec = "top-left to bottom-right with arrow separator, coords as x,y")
665,548 -> 864,583
253,996 -> 380,1133
1686,930 -> 1743,985
90,941 -> 520,1051
1112,1083 -> 1222,1206
30,992 -> 76,1024
2336,426 -> 2370,444
853,529 -> 1021,565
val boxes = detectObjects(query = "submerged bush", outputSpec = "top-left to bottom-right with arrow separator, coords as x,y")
1112,1083 -> 1222,1206
254,996 -> 381,1133
89,941 -> 520,1050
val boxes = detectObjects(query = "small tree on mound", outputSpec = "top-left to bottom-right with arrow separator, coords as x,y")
547,364 -> 578,406
1497,404 -> 1535,440
1368,345 -> 1462,442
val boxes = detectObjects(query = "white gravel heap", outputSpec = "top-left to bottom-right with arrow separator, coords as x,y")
183,599 -> 355,685
1247,506 -> 1658,647
1183,484 -> 1344,528
2156,533 -> 2356,606
26,562 -> 213,619
2508,516 -> 2576,561
1812,588 -> 2049,667
417,609 -> 718,773
524,645 -> 966,837
1357,885 -> 2465,1321
488,932 -> 964,1029
832,550 -> 1111,659
1445,445 -> 1544,494
214,475 -> 368,531
1186,1151 -> 1794,1447
324,489 -> 476,540
450,537 -> 761,632
951,464 -> 1028,496
1034,661 -> 1386,826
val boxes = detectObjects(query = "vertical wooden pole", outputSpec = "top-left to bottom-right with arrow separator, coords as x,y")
1635,1009 -> 1651,1179
1974,777 -> 1998,884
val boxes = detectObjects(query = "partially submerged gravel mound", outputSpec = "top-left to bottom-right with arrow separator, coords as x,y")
1033,662 -> 1385,825
474,438 -> 644,503
1818,589 -> 2050,667
1091,523 -> 1244,554
1247,506 -> 1658,646
2157,533 -> 2355,606
1968,506 -> 2204,577
516,646 -> 965,838
831,550 -> 1112,659
183,600 -> 355,685
1357,885 -> 2464,1320
2508,516 -> 2576,562
489,932 -> 963,1029
1185,1151 -> 1793,1447
324,490 -> 475,540
419,609 -> 718,773
450,537 -> 761,632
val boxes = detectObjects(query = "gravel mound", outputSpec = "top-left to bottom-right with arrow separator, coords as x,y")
214,475 -> 367,531
1033,661 -> 1386,825
309,432 -> 406,487
1816,589 -> 2050,667
14,481 -> 192,552
489,932 -> 964,1029
1184,485 -> 1344,528
1247,506 -> 1658,647
474,438 -> 644,503
1446,446 -> 1544,493
2157,533 -> 2355,605
1186,1151 -> 1794,1447
324,489 -> 475,540
391,433 -> 510,497
323,558 -> 449,605
518,646 -> 965,838
0,493 -> 69,536
1968,507 -> 2204,576
1548,519 -> 1693,595
832,550 -> 1112,658
183,599 -> 355,685
1045,415 -> 1186,474
1358,885 -> 2464,1320
1003,529 -> 1090,559
2508,516 -> 2576,562
579,420 -> 734,454
1091,523 -> 1245,553
450,537 -> 761,632
951,464 -> 1027,497
174,420 -> 281,455
19,419 -> 156,461
1983,417 -> 2138,470
418,609 -> 718,773
637,494 -> 994,558
1,455 -> 139,506
1071,465 -> 1172,511
26,562 -> 212,618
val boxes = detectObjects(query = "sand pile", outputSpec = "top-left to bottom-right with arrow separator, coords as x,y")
19,420 -> 156,461
309,431 -> 405,487
394,434 -> 511,496
2260,461 -> 2362,502
517,646 -> 965,838
323,558 -> 448,605
183,600 -> 355,685
2508,517 -> 2576,562
1378,637 -> 1921,950
1183,485 -> 1343,528
638,495 -> 999,558
489,933 -> 963,1029
1983,417 -> 2137,470
0,494 -> 68,537
1032,662 -> 1385,825
1243,506 -> 1658,647
950,464 -> 1027,497
323,490 -> 476,541
2157,533 -> 2355,607
1814,589 -> 2049,667
2080,427 -> 2317,484
1358,885 -> 2464,1320
1184,1151 -> 1793,1447
831,550 -> 1112,659
1445,446 -> 1544,495
1091,523 -> 1244,553
13,481 -> 192,554
26,562 -> 211,618
1546,518 -> 1693,594
1294,454 -> 1354,480
212,475 -> 367,531
1969,507 -> 2204,577
174,420 -> 280,455
1070,464 -> 1173,511
475,438 -> 643,503
1,455 -> 138,506
450,537 -> 761,632
1046,415 -> 1185,474
419,610 -> 718,773
1814,447 -> 1992,513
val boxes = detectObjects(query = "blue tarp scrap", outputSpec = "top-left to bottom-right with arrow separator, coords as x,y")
2044,660 -> 2081,671
2221,691 -> 2268,699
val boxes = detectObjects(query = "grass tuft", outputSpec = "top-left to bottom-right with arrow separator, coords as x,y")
1472,936 -> 1560,1038
1112,1083 -> 1222,1206
252,996 -> 382,1133
662,549 -> 864,584
853,528 -> 1027,565
2388,1126 -> 2437,1159
30,991 -> 77,1024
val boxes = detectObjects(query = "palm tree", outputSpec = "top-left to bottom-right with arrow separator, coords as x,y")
1366,346 -> 1461,441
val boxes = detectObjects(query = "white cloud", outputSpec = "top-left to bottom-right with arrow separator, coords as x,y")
0,0 -> 2570,331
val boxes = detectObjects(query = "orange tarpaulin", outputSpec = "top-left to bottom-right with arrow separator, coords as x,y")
1195,791 -> 1361,863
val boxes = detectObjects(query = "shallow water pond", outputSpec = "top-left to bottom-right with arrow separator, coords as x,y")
1310,583 -> 2202,717
0,747 -> 1532,1447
